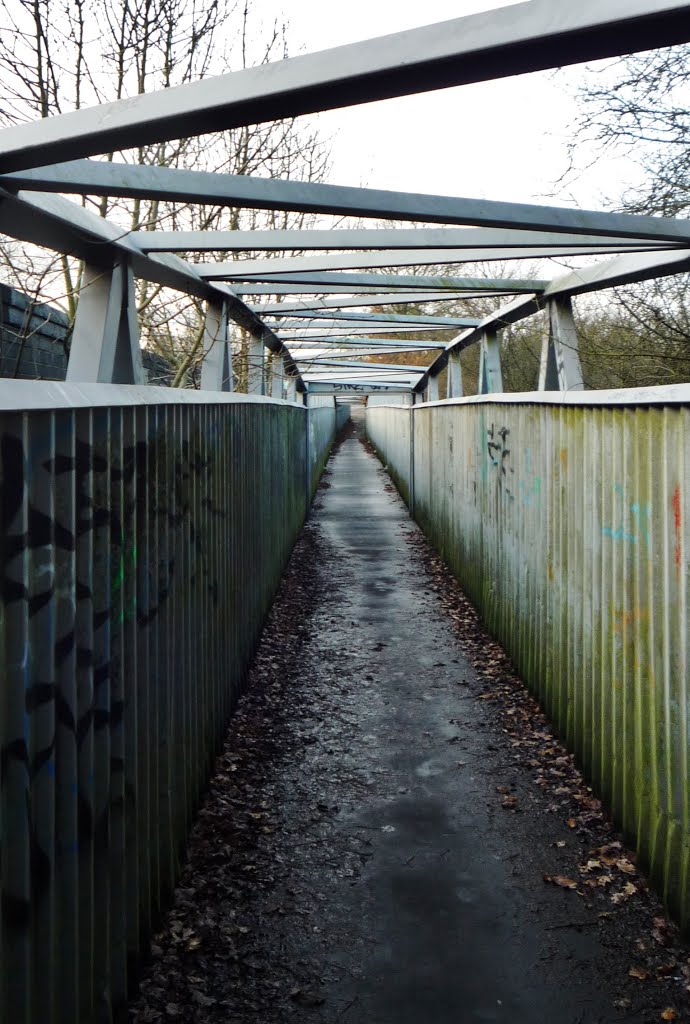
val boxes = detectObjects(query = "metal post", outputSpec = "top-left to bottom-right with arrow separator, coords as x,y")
200,298 -> 232,391
270,353 -> 284,400
286,375 -> 297,402
478,329 -> 503,394
539,296 -> 585,392
448,351 -> 463,398
409,403 -> 416,516
67,260 -> 145,384
246,333 -> 264,394
427,374 -> 440,401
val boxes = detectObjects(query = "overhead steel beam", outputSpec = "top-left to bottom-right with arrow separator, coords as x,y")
251,291 -> 514,312
277,326 -> 458,338
268,310 -> 480,328
282,338 -> 447,349
129,227 -> 668,252
237,272 -> 550,293
0,187 -> 306,387
307,382 -> 412,394
4,161 -> 690,245
295,358 -> 426,372
0,1 -> 689,172
195,245 -> 661,280
295,346 -> 441,358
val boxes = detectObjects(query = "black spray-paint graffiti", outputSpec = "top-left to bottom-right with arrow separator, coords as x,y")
486,423 -> 514,501
0,414 -> 225,931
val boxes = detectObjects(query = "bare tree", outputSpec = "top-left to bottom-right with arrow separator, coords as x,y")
555,46 -> 690,384
0,0 -> 331,385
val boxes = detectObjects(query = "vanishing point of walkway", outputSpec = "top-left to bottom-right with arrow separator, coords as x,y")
130,414 -> 689,1024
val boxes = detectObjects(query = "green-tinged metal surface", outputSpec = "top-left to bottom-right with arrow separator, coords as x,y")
307,396 -> 350,497
367,398 -> 690,932
366,405 -> 413,507
0,388 -> 334,1024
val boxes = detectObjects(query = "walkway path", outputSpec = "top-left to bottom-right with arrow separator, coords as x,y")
130,414 -> 688,1024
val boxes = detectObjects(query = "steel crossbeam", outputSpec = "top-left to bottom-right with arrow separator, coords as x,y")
4,160 -> 689,243
0,1 -> 688,172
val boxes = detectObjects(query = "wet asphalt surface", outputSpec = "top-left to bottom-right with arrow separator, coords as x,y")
289,413 -> 621,1023
130,411 -> 690,1024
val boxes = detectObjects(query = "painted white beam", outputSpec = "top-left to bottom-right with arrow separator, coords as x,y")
277,326 -> 461,336
269,310 -> 479,328
297,347 -> 440,359
0,1 -> 688,171
193,243 -> 661,279
280,339 -> 446,352
5,161 -> 690,245
130,227 -> 667,252
308,382 -> 413,394
295,359 -> 426,372
251,291 -> 513,312
235,272 -> 550,292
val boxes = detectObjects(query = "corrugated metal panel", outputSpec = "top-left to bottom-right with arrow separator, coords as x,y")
366,405 -> 412,506
367,397 -> 690,932
308,399 -> 337,496
0,390 -> 318,1023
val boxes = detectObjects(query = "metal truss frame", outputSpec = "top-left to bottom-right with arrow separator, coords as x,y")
0,0 -> 688,397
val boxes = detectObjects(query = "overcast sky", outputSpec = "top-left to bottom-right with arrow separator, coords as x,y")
253,0 -> 642,212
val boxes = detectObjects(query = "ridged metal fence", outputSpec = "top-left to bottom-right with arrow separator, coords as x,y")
368,388 -> 690,932
0,382 -> 336,1024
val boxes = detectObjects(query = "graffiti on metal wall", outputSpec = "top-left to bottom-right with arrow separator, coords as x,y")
486,423 -> 514,500
0,419 -> 223,932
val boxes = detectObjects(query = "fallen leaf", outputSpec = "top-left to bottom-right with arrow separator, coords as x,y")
660,1009 -> 678,1021
501,795 -> 519,810
653,916 -> 672,946
543,873 -> 578,890
629,966 -> 649,981
566,818 -> 577,829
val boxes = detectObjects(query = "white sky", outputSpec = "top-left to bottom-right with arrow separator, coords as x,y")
253,0 -> 642,211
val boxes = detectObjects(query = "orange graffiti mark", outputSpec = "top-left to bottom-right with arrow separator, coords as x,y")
672,484 -> 682,574
559,448 -> 568,470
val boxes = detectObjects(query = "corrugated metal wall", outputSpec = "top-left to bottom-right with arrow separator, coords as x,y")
367,393 -> 690,932
0,383 -> 332,1024
367,405 -> 413,506
307,397 -> 350,496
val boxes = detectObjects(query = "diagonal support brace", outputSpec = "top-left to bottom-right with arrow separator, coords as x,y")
67,260 -> 145,384
539,296 -> 585,392
200,298 -> 232,391
478,329 -> 503,394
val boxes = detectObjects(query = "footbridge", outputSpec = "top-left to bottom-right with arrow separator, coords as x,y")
2,2 -> 690,1020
